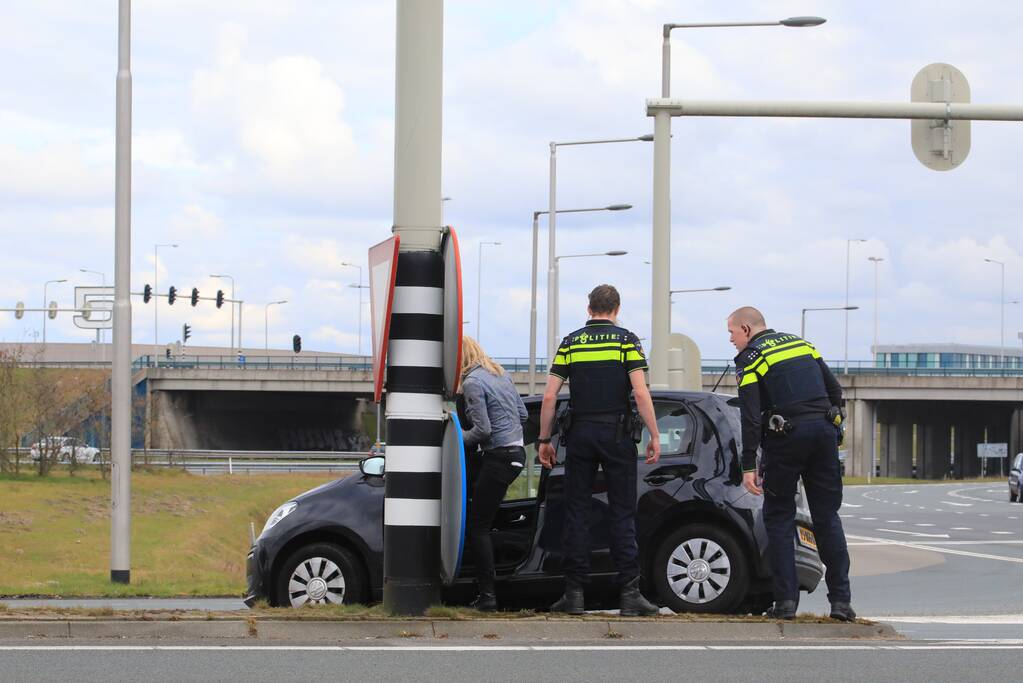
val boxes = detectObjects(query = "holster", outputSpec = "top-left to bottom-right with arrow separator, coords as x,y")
554,404 -> 573,442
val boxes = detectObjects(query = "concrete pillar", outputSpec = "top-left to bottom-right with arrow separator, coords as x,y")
955,415 -> 984,479
1011,407 -> 1023,464
889,413 -> 914,478
847,399 -> 875,478
919,418 -> 951,480
878,420 -> 892,477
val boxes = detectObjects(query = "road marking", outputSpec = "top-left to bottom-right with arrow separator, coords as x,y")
840,514 -> 855,518
847,533 -> 1023,564
941,502 -> 972,507
878,615 -> 1023,624
980,514 -> 990,517
951,527 -> 972,531
903,490 -> 919,494
1010,516 -> 1019,520
860,517 -> 877,521
992,531 -> 1014,535
5,644 -> 1023,652
841,503 -> 863,508
914,523 -> 935,527
875,528 -> 950,538
849,540 -> 1023,546
948,487 -> 996,503
885,520 -> 905,523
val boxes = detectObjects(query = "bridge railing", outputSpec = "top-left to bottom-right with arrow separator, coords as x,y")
133,355 -> 374,372
701,359 -> 1023,377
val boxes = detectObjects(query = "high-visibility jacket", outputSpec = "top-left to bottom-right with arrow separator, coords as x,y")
549,318 -> 647,416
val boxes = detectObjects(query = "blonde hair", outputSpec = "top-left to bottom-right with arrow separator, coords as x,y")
460,335 -> 505,382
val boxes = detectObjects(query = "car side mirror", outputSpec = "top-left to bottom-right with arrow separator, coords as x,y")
360,455 -> 386,477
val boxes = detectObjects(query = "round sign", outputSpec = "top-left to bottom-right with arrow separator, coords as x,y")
439,410 -> 466,585
442,227 -> 464,398
910,62 -> 971,171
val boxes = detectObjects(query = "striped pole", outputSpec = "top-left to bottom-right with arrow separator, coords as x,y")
384,0 -> 444,615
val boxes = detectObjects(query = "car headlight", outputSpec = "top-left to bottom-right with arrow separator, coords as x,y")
261,501 -> 298,535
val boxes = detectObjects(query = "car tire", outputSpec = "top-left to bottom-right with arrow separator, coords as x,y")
274,542 -> 365,608
652,523 -> 750,614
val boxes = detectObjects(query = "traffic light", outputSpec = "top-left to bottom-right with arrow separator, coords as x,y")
215,289 -> 225,309
182,323 -> 191,343
292,334 -> 302,354
143,284 -> 152,303
190,287 -> 199,307
168,286 -> 177,305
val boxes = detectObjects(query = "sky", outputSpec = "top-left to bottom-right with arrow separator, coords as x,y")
1,0 -> 1022,363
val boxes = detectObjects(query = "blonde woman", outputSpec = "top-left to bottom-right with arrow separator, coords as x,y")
459,336 -> 528,611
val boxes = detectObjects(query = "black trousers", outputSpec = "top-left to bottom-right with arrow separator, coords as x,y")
562,422 -> 639,587
762,416 -> 851,604
467,446 -> 525,589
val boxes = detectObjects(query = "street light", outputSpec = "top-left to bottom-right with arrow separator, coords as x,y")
476,241 -> 501,342
844,238 -> 867,374
341,262 -> 365,355
982,257 -> 1006,368
670,286 -> 731,302
349,283 -> 370,355
42,279 -> 67,344
529,204 -> 633,394
802,305 -> 858,340
153,243 -> 177,357
80,268 -> 107,345
867,257 -> 884,366
547,135 -> 651,363
264,300 -> 288,351
210,274 -> 236,351
650,15 -> 825,388
554,250 -> 629,344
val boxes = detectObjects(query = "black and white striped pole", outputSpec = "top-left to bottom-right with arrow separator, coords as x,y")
383,0 -> 445,615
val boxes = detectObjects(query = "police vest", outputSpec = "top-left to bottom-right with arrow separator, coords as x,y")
549,319 -> 647,415
735,330 -> 828,414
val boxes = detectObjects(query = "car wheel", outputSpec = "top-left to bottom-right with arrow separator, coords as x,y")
652,523 -> 750,614
274,542 -> 365,608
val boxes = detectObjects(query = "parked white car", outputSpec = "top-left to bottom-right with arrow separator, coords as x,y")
29,436 -> 101,464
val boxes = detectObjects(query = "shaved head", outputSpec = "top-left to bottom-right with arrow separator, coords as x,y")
726,306 -> 768,352
728,306 -> 767,328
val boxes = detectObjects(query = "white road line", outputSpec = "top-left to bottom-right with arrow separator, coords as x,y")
914,523 -> 935,527
885,520 -> 905,523
840,514 -> 855,518
980,514 -> 991,517
992,531 -> 1014,535
903,490 -> 919,494
847,534 -> 1023,564
860,517 -> 877,521
875,528 -> 950,538
951,527 -> 973,531
5,644 -> 1023,652
848,540 -> 1023,546
941,502 -> 973,507
841,503 -> 863,508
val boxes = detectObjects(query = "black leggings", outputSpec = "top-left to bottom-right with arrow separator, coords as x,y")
467,446 -> 525,589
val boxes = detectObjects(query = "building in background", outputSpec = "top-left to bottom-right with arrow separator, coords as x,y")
874,343 -> 1023,370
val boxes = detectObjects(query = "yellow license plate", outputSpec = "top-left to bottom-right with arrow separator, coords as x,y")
797,527 -> 817,550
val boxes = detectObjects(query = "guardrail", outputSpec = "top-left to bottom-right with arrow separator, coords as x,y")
700,359 -> 1023,378
134,355 -> 373,372
5,449 -> 366,475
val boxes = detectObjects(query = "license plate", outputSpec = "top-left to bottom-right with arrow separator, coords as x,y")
797,527 -> 817,550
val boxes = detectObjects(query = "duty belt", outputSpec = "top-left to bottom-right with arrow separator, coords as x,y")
573,413 -> 623,425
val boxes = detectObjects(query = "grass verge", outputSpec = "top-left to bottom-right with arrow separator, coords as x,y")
0,468 -> 339,597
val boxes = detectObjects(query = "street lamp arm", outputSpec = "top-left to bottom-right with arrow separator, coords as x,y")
554,136 -> 653,147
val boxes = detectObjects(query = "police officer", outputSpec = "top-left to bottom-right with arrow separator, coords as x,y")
726,306 -> 855,621
537,284 -> 661,615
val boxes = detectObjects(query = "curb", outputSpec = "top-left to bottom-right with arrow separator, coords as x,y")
0,619 -> 899,642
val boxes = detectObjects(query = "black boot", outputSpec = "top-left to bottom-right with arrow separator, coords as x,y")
765,599 -> 798,620
471,578 -> 498,612
829,602 -> 856,622
619,577 -> 659,616
550,584 -> 585,615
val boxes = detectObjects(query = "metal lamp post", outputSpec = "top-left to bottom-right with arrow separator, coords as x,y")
341,262 -> 365,355
844,238 -> 867,374
982,257 -> 1006,368
42,278 -> 67,345
476,241 -> 501,342
669,286 -> 731,302
264,300 -> 287,351
652,15 -> 825,388
529,204 -> 632,395
210,274 -> 236,351
348,283 -> 370,356
547,135 -> 652,364
802,305 -> 858,340
867,257 -> 884,366
153,243 -> 177,358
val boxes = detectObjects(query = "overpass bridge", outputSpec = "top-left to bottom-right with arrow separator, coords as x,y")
136,354 -> 1023,480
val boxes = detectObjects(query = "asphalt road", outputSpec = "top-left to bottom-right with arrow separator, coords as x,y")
0,641 -> 1018,682
799,481 -> 1021,636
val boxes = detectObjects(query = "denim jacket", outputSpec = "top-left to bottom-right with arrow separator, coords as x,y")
461,365 -> 528,451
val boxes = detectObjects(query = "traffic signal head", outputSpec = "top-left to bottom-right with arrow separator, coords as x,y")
183,323 -> 191,343
143,284 -> 152,303
168,286 -> 177,305
292,334 -> 302,354
191,287 -> 199,307
216,289 -> 225,309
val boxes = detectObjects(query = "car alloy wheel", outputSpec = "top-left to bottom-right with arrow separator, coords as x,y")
666,537 -> 731,605
287,556 -> 346,607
